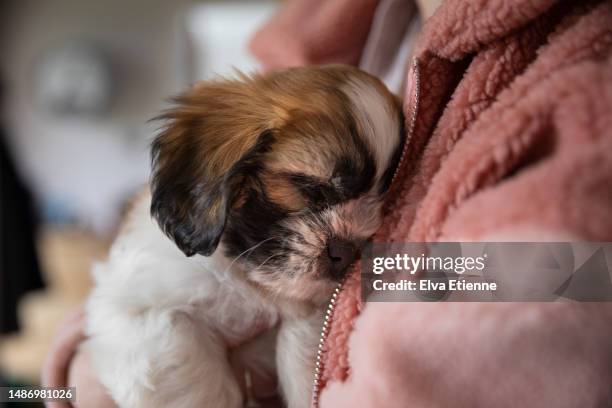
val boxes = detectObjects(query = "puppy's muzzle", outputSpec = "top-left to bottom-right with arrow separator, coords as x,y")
325,238 -> 358,281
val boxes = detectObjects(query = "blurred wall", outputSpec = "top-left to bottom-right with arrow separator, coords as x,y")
0,0 -> 201,233
1,0 -> 199,121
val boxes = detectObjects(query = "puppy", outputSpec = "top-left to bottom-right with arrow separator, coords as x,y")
85,65 -> 403,408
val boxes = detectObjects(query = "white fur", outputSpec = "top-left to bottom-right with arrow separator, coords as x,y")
276,312 -> 325,406
343,78 -> 401,183
84,194 -> 303,407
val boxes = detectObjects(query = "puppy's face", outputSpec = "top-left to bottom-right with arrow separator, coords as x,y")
151,65 -> 403,304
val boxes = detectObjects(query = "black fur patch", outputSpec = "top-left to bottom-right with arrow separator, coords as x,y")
222,186 -> 291,270
151,131 -> 275,257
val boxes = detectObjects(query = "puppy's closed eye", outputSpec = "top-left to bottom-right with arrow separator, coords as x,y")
286,173 -> 343,210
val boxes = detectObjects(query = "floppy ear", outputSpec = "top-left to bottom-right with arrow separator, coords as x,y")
150,77 -> 275,257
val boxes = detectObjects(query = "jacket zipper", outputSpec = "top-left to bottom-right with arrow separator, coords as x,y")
311,280 -> 345,408
390,58 -> 421,189
310,58 -> 421,407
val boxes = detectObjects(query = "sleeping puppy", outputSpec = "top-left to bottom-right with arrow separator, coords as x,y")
85,65 -> 403,408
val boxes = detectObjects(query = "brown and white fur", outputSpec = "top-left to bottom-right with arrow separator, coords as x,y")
84,65 -> 403,408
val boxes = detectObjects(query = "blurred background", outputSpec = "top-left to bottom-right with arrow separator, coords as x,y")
0,0 -> 279,393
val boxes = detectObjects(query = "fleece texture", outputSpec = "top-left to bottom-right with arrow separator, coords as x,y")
316,0 -> 612,406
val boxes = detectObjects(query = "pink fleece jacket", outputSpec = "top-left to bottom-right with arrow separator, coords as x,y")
314,0 -> 612,406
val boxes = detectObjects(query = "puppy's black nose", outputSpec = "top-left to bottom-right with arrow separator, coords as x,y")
326,239 -> 358,280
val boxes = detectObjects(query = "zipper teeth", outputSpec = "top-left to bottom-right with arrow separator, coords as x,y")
310,59 -> 421,407
389,58 -> 421,188
311,281 -> 344,408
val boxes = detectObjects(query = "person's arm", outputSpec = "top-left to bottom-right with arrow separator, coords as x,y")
42,308 -> 117,408
249,0 -> 380,71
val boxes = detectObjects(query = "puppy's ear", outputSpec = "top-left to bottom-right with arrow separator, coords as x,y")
150,77 -> 275,257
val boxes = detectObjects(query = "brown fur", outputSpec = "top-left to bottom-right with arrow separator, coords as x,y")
150,65 -> 397,257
